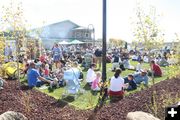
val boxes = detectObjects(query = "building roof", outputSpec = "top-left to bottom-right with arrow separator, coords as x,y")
29,20 -> 80,39
73,26 -> 87,30
42,20 -> 79,29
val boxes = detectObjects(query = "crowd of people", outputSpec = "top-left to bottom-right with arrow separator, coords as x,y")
1,42 -> 168,102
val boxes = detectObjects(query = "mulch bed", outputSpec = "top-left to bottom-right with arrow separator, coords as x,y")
0,80 -> 90,120
0,77 -> 180,120
94,77 -> 180,120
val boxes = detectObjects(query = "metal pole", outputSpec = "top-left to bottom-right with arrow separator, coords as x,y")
102,0 -> 106,82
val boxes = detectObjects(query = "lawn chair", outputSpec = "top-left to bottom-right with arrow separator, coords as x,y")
62,68 -> 84,99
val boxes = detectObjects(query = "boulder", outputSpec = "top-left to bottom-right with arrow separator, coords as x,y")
0,111 -> 27,120
126,111 -> 160,120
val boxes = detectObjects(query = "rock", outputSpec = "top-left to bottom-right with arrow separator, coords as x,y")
126,111 -> 160,120
0,111 -> 27,120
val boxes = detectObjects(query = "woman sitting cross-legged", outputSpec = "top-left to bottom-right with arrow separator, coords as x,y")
109,68 -> 125,102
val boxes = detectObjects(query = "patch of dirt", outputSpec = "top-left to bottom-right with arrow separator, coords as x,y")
0,80 -> 91,120
94,77 -> 180,120
0,77 -> 180,120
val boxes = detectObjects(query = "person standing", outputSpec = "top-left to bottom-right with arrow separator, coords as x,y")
52,43 -> 62,69
5,45 -> 12,62
94,47 -> 102,70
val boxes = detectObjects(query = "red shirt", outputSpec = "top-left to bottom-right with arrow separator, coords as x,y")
152,64 -> 162,76
40,55 -> 46,63
44,69 -> 49,76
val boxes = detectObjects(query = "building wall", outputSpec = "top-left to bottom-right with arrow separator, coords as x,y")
73,29 -> 93,41
40,21 -> 78,39
31,20 -> 95,49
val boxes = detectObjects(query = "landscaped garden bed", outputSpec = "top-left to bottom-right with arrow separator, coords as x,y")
1,76 -> 179,120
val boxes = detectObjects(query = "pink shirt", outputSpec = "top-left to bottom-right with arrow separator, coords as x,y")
91,77 -> 100,89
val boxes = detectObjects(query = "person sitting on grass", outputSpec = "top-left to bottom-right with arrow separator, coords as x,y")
0,77 -> 7,90
44,64 -> 50,78
124,70 -> 149,86
111,54 -> 122,72
134,70 -> 149,86
149,60 -> 162,77
122,58 -> 135,70
159,57 -> 169,67
27,62 -> 57,88
124,74 -> 137,91
91,72 -> 101,91
109,69 -> 125,102
86,63 -> 96,86
22,58 -> 30,75
136,59 -> 143,72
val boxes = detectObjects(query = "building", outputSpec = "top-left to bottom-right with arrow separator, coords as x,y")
29,20 -> 95,49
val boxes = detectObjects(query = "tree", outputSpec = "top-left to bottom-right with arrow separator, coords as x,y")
109,38 -> 125,48
0,35 -> 5,64
173,33 -> 180,64
0,0 -> 26,86
132,3 -> 164,58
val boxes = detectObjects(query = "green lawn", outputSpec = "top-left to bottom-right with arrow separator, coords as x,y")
36,61 -> 175,110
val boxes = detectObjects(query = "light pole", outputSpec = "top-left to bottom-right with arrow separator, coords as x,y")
88,24 -> 95,47
102,0 -> 107,83
98,0 -> 107,104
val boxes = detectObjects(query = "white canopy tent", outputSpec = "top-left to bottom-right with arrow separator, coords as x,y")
58,41 -> 70,45
70,40 -> 84,44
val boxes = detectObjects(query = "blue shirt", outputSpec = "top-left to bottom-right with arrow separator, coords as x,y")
27,68 -> 40,87
134,73 -> 149,85
53,47 -> 61,57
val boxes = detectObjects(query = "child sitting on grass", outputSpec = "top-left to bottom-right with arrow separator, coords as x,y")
124,74 -> 137,91
91,72 -> 101,91
44,64 -> 50,78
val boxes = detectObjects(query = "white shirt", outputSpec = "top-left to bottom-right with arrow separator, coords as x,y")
136,63 -> 142,72
86,68 -> 96,83
109,76 -> 124,91
143,56 -> 149,63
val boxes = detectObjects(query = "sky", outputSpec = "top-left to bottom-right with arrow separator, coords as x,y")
0,0 -> 180,42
